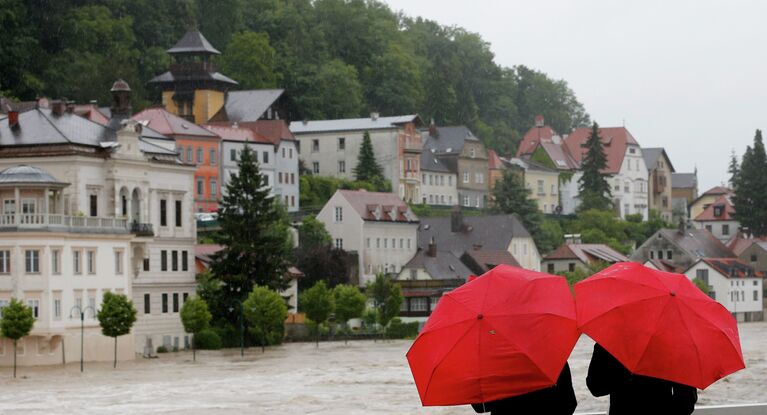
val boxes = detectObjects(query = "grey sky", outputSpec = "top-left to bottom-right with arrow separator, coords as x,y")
383,0 -> 767,191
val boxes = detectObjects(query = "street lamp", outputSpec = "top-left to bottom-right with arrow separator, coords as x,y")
69,304 -> 96,373
229,286 -> 244,357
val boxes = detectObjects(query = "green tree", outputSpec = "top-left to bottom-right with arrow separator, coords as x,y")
728,149 -> 740,189
492,170 -> 542,237
0,298 -> 34,378
365,43 -> 424,115
243,285 -> 288,353
298,215 -> 331,251
353,131 -> 384,183
366,273 -> 403,333
558,261 -> 610,287
733,130 -> 767,236
296,59 -> 364,119
97,292 -> 137,368
211,145 -> 293,311
220,31 -> 279,89
300,281 -> 335,347
180,297 -> 212,361
536,219 -> 565,255
333,284 -> 366,343
578,122 -> 613,211
692,278 -> 710,294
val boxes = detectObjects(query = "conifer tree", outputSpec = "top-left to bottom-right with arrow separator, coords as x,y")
577,122 -> 613,211
733,130 -> 767,236
493,170 -> 542,236
353,131 -> 384,182
727,149 -> 740,188
212,145 -> 293,299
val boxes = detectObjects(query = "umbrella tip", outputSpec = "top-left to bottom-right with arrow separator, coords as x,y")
670,291 -> 676,297
477,314 -> 484,320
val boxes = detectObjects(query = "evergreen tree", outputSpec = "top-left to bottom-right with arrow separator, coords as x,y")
492,170 -> 542,236
97,292 -> 137,368
0,298 -> 34,378
577,122 -> 613,211
366,273 -> 403,332
211,145 -> 293,303
353,131 -> 384,183
728,149 -> 740,189
733,130 -> 767,236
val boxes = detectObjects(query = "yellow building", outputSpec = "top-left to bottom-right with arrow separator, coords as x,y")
689,186 -> 730,220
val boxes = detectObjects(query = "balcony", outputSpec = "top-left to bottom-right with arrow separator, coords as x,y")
402,137 -> 422,153
0,213 -> 129,234
130,222 -> 155,237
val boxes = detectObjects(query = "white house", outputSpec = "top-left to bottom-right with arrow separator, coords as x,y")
419,149 -> 458,206
316,190 -> 419,286
684,258 -> 763,322
692,195 -> 739,243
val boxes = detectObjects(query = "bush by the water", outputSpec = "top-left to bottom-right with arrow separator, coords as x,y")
385,318 -> 420,339
194,328 -> 223,350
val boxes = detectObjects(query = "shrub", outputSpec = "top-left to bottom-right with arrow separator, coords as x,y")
194,328 -> 223,350
385,318 -> 420,339
156,345 -> 169,353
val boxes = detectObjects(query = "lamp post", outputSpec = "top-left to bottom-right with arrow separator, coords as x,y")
69,304 -> 96,373
229,286 -> 244,357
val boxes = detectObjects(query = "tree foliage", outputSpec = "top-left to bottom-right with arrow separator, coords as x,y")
243,285 -> 288,351
558,261 -> 610,287
578,122 -> 613,212
732,130 -> 767,236
353,131 -> 385,183
492,170 -> 542,238
0,298 -> 34,378
299,175 -> 390,210
300,281 -> 335,346
332,284 -> 366,324
298,215 -> 331,251
366,273 -> 403,329
220,31 -> 279,90
180,297 -> 212,361
97,292 -> 138,368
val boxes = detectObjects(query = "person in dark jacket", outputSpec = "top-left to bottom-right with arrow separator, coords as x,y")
586,343 -> 697,415
471,362 -> 577,415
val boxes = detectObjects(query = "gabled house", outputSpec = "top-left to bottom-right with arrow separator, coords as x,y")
505,157 -> 561,214
671,171 -> 698,222
420,146 -> 458,206
316,190 -> 419,286
692,195 -> 739,242
630,226 -> 736,271
542,241 -> 628,274
487,149 -> 505,197
684,258 -> 764,322
689,186 -> 730,221
643,147 -> 675,222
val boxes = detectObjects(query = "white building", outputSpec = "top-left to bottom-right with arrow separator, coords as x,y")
316,190 -> 419,286
0,91 -> 197,364
692,195 -> 739,243
419,149 -> 458,206
291,114 -> 423,203
684,258 -> 764,322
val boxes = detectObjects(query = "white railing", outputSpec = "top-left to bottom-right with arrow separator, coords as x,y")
0,213 -> 129,232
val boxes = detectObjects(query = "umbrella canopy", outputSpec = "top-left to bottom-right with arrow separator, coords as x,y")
574,262 -> 745,389
407,265 -> 580,406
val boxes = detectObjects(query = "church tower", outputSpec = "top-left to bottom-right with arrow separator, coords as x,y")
148,31 -> 237,124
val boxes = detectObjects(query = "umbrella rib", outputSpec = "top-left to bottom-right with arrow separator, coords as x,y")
673,300 -> 705,388
477,276 -> 492,402
422,319 -> 478,403
578,294 -> 669,328
629,296 -> 672,373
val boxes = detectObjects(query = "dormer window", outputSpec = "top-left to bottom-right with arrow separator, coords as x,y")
713,205 -> 724,217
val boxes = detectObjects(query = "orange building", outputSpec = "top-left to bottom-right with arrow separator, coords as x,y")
132,108 -> 221,212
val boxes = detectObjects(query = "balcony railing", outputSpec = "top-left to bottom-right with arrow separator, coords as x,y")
0,213 -> 129,233
130,222 -> 154,237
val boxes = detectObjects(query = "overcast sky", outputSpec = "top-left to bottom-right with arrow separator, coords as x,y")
383,0 -> 767,191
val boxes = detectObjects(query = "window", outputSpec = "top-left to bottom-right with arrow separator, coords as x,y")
291,196 -> 295,207
312,139 -> 319,152
160,199 -> 167,227
172,250 -> 178,271
196,148 -> 203,164
750,254 -> 757,262
88,296 -> 96,317
312,162 -> 320,174
86,250 -> 95,274
174,200 -> 182,227
448,176 -> 453,186
173,293 -> 179,313
658,250 -> 664,260
568,263 -> 576,272
624,182 -> 630,193
551,184 -> 556,195
547,263 -> 555,273
182,251 -> 188,271
144,294 -> 151,314
196,178 -> 204,197
89,194 -> 98,217
0,250 -> 9,273
210,179 -> 217,198
161,250 -> 168,271
537,180 -> 545,195
282,147 -> 286,158
25,250 -> 40,273
162,293 -> 168,313
27,299 -> 39,319
476,173 -> 484,184
463,195 -> 470,206
384,239 -> 388,249
263,151 -> 269,164
754,291 -> 759,301
335,238 -> 343,249
399,239 -> 404,249
53,298 -> 61,320
114,251 -> 123,275
230,148 -> 237,161
183,292 -> 189,303
3,199 -> 15,214
705,225 -> 712,232
624,204 -> 630,215
51,249 -> 60,274
463,172 -> 469,183
73,250 -> 81,274
366,238 -> 371,249
430,297 -> 440,311
334,206 -> 343,222
722,224 -> 730,236
338,161 -> 346,173
410,269 -> 417,280
469,147 -> 476,158
696,269 -> 709,285
338,137 -> 346,150
650,250 -> 655,259
186,147 -> 193,162
289,148 -> 293,158
143,257 -> 150,271
376,238 -> 380,248
178,145 -> 184,159
278,172 -> 283,184
666,250 -> 673,260
407,239 -> 411,249
411,298 -> 428,312
210,149 -> 216,166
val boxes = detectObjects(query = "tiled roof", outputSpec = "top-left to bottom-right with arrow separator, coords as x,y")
132,108 -> 218,138
539,140 -> 579,170
337,190 -> 418,223
0,107 -> 115,147
544,243 -> 628,264
461,249 -> 520,274
214,89 -> 284,123
659,228 -> 736,259
672,173 -> 697,189
702,186 -> 731,196
563,127 -> 639,174
487,149 -> 504,170
202,124 -> 271,144
290,115 -> 420,134
167,31 -> 221,55
516,125 -> 557,157
642,147 -> 675,172
0,165 -> 67,186
699,258 -> 764,279
148,71 -> 237,85
73,104 -> 110,125
403,250 -> 472,280
421,125 -> 479,155
418,214 -> 531,259
420,148 -> 451,173
694,195 -> 735,222
644,258 -> 682,273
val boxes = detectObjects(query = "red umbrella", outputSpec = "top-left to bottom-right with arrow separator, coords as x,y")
406,265 -> 580,406
574,262 -> 745,389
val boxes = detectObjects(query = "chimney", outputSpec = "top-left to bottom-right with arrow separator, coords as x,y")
429,118 -> 438,138
370,112 -> 379,121
534,115 -> 544,128
678,217 -> 686,235
8,110 -> 19,129
451,205 -> 464,233
51,100 -> 65,116
110,79 -> 132,117
427,237 -> 437,257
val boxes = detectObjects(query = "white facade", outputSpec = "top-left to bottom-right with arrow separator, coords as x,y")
316,191 -> 418,286
419,170 -> 458,206
274,140 -> 300,212
693,220 -> 740,243
685,260 -> 763,322
560,172 -> 583,215
221,139 -> 274,196
509,237 -> 541,272
612,144 -> 649,219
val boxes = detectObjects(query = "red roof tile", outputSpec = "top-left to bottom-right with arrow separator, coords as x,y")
702,186 -> 731,196
73,104 -> 110,125
562,127 -> 638,175
516,125 -> 557,157
132,108 -> 218,138
694,195 -> 735,222
700,258 -> 764,279
544,243 -> 628,264
338,190 -> 418,223
487,149 -> 504,170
